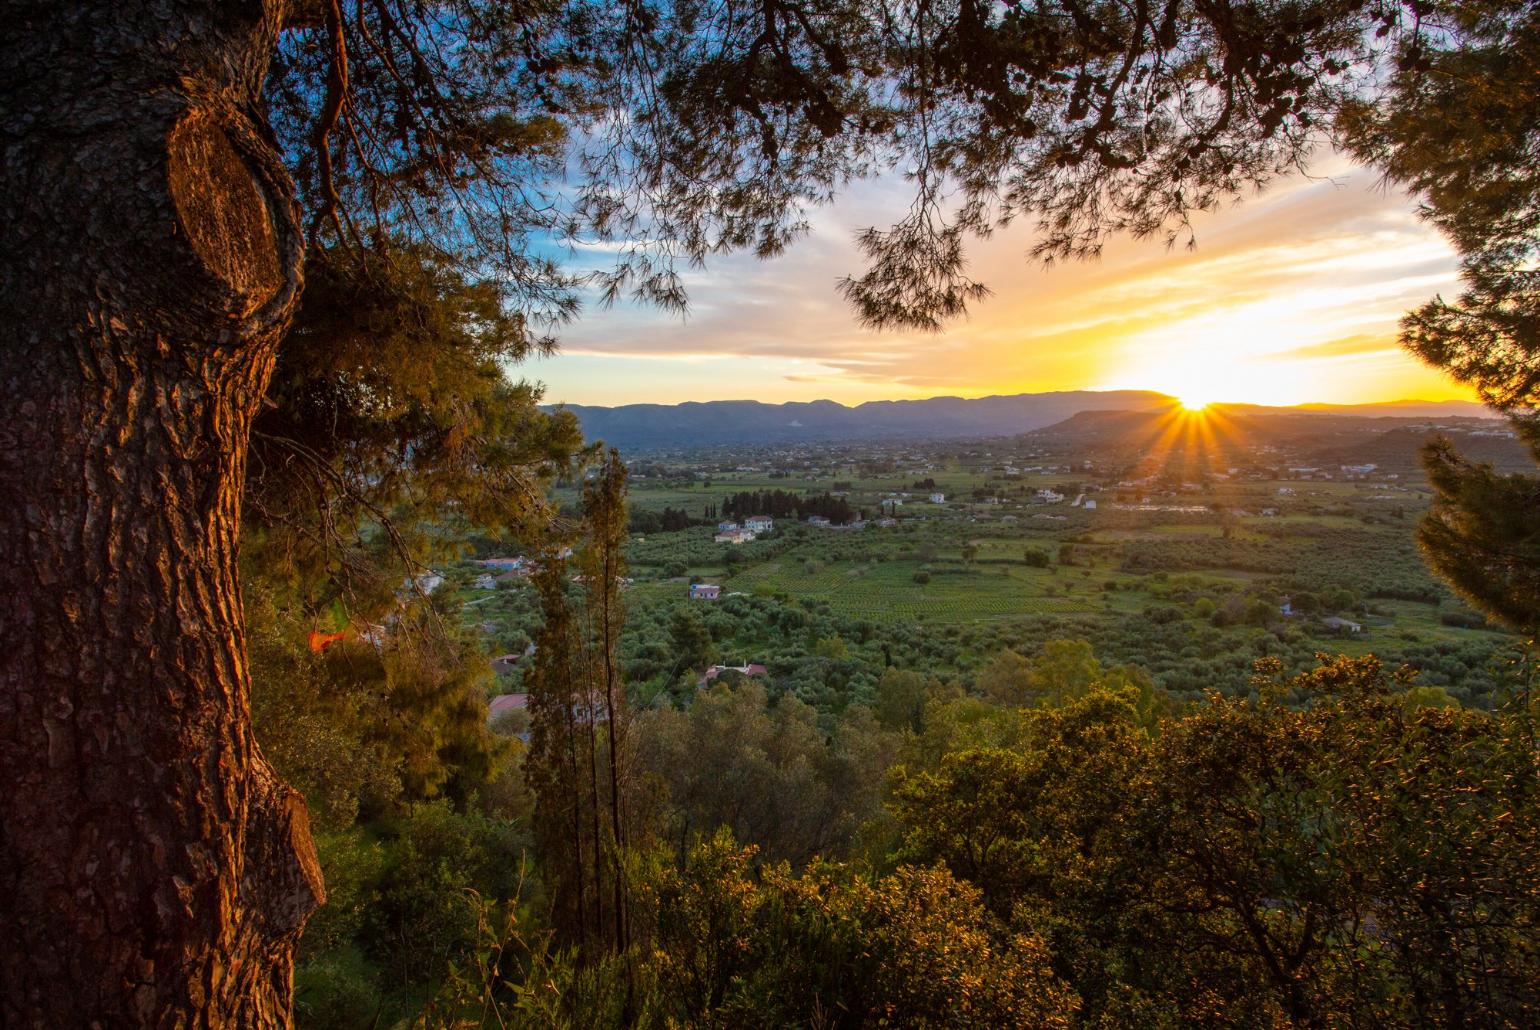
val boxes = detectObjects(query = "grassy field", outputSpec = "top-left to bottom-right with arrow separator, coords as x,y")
724,556 -> 1101,623
616,464 -> 1496,645
486,455 -> 1516,703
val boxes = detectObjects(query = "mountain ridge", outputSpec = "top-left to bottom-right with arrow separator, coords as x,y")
548,391 -> 1494,450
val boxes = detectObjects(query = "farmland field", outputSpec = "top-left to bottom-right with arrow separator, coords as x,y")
479,438 -> 1523,706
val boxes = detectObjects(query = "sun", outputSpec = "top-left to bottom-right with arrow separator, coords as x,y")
1179,395 -> 1211,412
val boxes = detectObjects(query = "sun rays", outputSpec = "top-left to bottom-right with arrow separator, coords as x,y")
1115,402 -> 1254,483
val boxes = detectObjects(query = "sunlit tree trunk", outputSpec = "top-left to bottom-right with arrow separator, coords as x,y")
0,1 -> 323,1023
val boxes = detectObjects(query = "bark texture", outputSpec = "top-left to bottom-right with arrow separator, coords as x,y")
0,2 -> 323,1025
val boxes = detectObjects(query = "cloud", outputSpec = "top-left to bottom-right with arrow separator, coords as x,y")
535,157 -> 1472,406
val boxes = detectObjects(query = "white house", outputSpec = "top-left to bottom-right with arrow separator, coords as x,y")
714,528 -> 756,544
929,492 -> 946,504
406,571 -> 444,596
698,663 -> 768,687
744,515 -> 774,532
689,583 -> 722,600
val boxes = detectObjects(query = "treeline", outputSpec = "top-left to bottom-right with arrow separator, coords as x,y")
627,505 -> 699,533
721,489 -> 858,524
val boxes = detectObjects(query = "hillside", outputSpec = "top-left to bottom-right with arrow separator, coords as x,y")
551,393 -> 1498,452
552,390 -> 1174,449
1024,404 -> 1520,471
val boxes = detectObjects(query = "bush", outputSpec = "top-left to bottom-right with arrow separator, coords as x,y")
1440,610 -> 1487,629
293,947 -> 384,1030
913,571 -> 931,584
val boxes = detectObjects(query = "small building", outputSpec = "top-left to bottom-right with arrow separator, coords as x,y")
699,663 -> 768,687
689,583 -> 722,600
929,492 -> 946,504
717,520 -> 740,532
487,692 -> 529,722
1322,616 -> 1363,634
478,556 -> 526,571
806,515 -> 831,527
1082,499 -> 1097,510
714,528 -> 756,544
490,654 -> 523,677
473,574 -> 497,590
744,515 -> 774,532
405,571 -> 444,596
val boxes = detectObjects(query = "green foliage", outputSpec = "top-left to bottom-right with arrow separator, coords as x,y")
246,589 -> 402,828
637,681 -> 895,865
1330,2 -> 1540,634
874,667 -> 929,733
813,634 -> 850,660
892,655 -> 1540,1026
1420,437 -> 1540,633
1023,546 -> 1052,567
293,947 -> 383,1030
667,607 -> 715,674
977,640 -> 1104,708
248,244 -> 579,612
977,648 -> 1034,706
630,831 -> 1079,1028
293,804 -> 530,1028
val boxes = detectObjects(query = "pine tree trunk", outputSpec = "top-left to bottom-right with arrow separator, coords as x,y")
0,2 -> 323,1024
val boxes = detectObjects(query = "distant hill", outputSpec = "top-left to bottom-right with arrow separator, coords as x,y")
1304,423 -> 1531,471
552,390 -> 1175,449
548,392 -> 1501,452
1026,403 -> 1523,471
1294,399 -> 1495,419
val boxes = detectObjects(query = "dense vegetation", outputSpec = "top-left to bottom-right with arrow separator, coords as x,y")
239,424 -> 1540,1024
239,249 -> 1540,1020
11,0 -> 1540,1022
265,588 -> 1540,1026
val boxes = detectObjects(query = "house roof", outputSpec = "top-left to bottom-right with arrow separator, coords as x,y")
701,663 -> 767,683
488,693 -> 529,716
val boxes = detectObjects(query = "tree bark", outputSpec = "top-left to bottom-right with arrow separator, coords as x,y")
0,2 -> 323,1025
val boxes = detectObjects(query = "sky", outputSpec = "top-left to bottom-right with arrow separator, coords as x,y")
527,154 -> 1477,409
